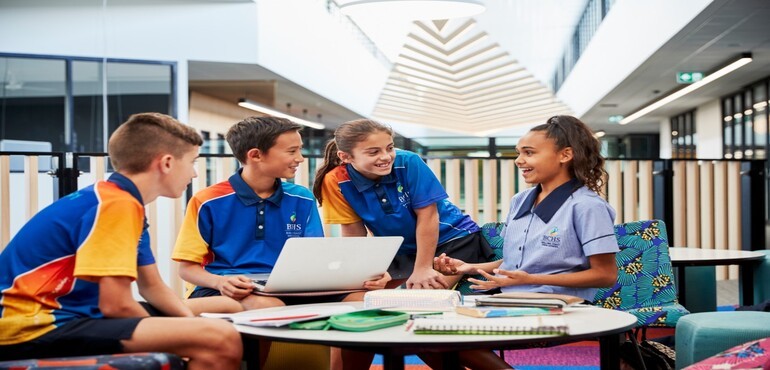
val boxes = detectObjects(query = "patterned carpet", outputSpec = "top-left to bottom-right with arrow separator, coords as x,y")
369,328 -> 677,370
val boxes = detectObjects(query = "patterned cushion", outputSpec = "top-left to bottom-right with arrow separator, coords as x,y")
593,219 -> 689,327
683,337 -> 770,370
454,222 -> 505,295
0,352 -> 185,370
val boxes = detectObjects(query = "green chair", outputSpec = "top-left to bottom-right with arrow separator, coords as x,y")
594,219 -> 690,332
454,222 -> 505,294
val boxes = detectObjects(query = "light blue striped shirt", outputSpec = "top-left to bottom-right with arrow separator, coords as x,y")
499,179 -> 619,301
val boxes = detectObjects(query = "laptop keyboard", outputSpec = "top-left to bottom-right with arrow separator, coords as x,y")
254,280 -> 268,286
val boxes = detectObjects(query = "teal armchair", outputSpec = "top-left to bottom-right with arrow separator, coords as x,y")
594,219 -> 690,329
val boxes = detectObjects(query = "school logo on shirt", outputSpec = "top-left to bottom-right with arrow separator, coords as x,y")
286,211 -> 302,234
396,182 -> 410,205
541,227 -> 561,248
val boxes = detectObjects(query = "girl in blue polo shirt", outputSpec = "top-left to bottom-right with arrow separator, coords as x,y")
312,119 -> 496,290
435,115 -> 619,301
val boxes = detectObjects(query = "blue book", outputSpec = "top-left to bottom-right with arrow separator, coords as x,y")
455,305 -> 563,318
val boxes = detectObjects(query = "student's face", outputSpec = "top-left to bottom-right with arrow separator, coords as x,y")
514,131 -> 572,187
258,130 -> 304,179
341,131 -> 395,181
164,145 -> 199,198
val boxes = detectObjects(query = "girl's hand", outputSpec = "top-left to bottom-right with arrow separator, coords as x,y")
433,253 -> 473,275
467,269 -> 531,290
406,268 -> 449,289
363,272 -> 392,290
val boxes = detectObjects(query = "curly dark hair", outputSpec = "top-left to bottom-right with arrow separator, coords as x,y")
530,115 -> 607,194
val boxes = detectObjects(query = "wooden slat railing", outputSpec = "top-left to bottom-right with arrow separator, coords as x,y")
0,153 -> 765,286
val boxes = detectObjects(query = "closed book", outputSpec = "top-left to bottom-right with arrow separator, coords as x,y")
475,292 -> 584,309
363,289 -> 462,311
455,305 -> 563,318
411,315 -> 569,335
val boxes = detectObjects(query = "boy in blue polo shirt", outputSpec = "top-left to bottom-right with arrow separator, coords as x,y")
172,116 -> 389,310
0,113 -> 242,369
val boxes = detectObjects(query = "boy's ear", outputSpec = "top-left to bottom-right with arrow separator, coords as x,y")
559,147 -> 574,164
158,154 -> 174,174
246,148 -> 263,162
337,150 -> 351,164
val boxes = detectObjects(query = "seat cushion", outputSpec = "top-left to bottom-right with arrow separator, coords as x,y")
683,337 -> 770,370
676,312 -> 770,369
623,303 -> 690,327
0,352 -> 185,370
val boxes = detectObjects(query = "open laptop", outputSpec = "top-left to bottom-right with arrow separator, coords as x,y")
246,236 -> 403,293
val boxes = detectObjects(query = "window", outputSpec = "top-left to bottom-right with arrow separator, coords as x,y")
0,53 -> 175,153
722,78 -> 769,159
670,110 -> 695,159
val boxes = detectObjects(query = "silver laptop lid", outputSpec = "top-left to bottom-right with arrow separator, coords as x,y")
260,236 -> 402,293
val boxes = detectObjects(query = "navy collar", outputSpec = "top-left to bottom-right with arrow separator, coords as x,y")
346,164 -> 398,192
228,168 -> 283,206
107,172 -> 144,205
513,178 -> 581,223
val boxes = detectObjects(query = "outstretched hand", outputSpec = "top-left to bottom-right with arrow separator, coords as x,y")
466,268 -> 531,290
433,253 -> 473,275
363,272 -> 392,290
217,275 -> 254,300
406,267 -> 449,289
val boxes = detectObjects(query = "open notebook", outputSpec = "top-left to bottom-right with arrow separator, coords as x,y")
245,236 -> 402,295
410,315 -> 569,335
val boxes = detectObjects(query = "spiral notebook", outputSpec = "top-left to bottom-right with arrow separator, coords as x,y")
410,315 -> 569,335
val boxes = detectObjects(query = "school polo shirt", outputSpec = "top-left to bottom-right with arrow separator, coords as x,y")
499,179 -> 619,301
173,169 -> 323,278
0,173 -> 154,345
321,149 -> 479,255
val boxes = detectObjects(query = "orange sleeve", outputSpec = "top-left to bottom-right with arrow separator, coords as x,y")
320,170 -> 361,225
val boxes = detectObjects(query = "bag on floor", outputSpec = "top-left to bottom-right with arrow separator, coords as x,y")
620,340 -> 676,370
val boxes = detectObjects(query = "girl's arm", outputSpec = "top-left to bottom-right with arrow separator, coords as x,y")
468,253 -> 617,290
407,204 -> 449,289
433,253 -> 504,275
340,221 -> 368,236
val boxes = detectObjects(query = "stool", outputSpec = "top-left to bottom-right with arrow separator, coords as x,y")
675,311 -> 770,369
263,342 -> 330,370
0,352 -> 185,370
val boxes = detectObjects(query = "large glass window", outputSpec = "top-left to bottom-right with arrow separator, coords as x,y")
722,78 -> 769,160
0,54 -> 175,153
671,110 -> 696,158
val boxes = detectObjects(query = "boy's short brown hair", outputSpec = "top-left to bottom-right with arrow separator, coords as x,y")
226,116 -> 302,163
108,113 -> 203,173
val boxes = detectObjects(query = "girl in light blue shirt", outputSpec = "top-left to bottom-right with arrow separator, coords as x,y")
435,115 -> 619,300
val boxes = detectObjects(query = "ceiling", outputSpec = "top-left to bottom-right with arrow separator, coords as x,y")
583,0 -> 770,135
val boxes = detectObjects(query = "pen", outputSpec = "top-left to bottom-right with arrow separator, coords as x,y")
249,314 -> 318,322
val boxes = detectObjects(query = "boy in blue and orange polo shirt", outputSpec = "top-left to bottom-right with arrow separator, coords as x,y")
172,116 -> 389,311
0,113 -> 242,369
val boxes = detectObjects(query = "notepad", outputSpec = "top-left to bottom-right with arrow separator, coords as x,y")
455,305 -> 563,318
410,315 -> 569,335
363,289 -> 462,311
474,292 -> 584,309
201,305 -> 357,327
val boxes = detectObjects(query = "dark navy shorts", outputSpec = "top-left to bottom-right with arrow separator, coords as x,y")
387,231 -> 497,280
0,302 -> 163,361
188,286 -> 349,306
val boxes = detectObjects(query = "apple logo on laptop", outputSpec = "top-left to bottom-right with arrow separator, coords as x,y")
327,261 -> 342,270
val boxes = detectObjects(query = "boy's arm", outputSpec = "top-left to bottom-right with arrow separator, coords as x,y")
136,264 -> 194,317
407,203 -> 449,289
98,275 -> 152,318
178,261 -> 253,300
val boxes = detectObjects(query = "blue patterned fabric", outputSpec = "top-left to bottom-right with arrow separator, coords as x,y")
0,352 -> 185,369
454,222 -> 505,295
594,219 -> 689,327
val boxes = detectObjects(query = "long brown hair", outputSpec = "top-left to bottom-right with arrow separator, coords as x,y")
312,119 -> 393,205
530,115 -> 607,194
